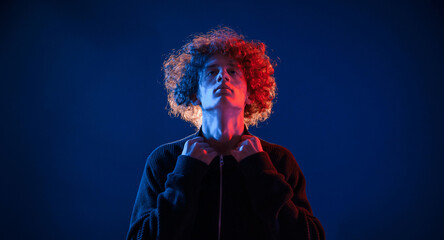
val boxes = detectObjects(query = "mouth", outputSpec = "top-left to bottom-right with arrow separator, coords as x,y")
215,89 -> 231,96
214,85 -> 232,93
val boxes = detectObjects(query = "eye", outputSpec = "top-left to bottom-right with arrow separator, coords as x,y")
207,71 -> 216,76
228,69 -> 236,75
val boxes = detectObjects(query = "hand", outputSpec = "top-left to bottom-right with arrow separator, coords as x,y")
230,135 -> 264,163
182,137 -> 218,165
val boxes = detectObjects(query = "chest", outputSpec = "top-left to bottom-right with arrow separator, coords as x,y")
190,156 -> 269,240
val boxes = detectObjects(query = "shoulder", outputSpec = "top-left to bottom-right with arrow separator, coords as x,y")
257,137 -> 295,162
144,132 -> 197,175
259,138 -> 294,160
257,136 -> 303,176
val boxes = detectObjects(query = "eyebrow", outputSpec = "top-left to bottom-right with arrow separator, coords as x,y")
204,62 -> 239,69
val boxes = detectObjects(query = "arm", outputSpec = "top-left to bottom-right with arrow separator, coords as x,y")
127,149 -> 209,240
238,151 -> 325,240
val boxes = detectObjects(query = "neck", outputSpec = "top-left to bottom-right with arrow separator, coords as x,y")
201,109 -> 245,155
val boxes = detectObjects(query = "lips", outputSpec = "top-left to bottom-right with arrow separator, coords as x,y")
215,85 -> 232,92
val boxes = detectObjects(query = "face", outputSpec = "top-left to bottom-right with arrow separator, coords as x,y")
194,54 -> 251,112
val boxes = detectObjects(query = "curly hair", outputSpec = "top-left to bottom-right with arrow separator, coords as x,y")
163,27 -> 277,129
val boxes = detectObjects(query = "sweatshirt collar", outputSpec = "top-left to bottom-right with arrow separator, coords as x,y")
195,124 -> 250,138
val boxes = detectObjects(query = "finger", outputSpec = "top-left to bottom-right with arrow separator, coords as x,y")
234,141 -> 245,149
187,136 -> 204,143
199,148 -> 212,155
185,137 -> 205,147
207,149 -> 219,157
204,148 -> 218,156
230,149 -> 240,159
233,143 -> 245,152
194,142 -> 211,148
250,136 -> 262,147
200,146 -> 215,153
245,135 -> 260,144
241,134 -> 253,140
236,138 -> 251,147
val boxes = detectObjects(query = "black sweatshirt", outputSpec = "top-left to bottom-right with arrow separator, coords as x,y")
127,126 -> 325,240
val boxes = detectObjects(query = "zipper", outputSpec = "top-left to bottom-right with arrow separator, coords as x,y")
218,154 -> 224,240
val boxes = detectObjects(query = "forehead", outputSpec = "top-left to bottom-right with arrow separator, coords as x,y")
203,54 -> 240,68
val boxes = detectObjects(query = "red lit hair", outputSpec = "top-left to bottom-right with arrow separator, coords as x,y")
163,27 -> 277,129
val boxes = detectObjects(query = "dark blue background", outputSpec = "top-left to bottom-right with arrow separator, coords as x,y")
1,0 -> 443,239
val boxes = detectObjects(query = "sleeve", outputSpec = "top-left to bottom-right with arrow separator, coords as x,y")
238,151 -> 325,240
126,149 -> 209,240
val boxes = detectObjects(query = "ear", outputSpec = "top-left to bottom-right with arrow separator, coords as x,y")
191,93 -> 201,106
245,91 -> 252,105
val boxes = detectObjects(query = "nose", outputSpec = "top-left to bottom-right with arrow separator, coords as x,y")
217,70 -> 229,82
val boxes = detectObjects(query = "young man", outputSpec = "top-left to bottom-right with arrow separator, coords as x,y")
127,27 -> 325,240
